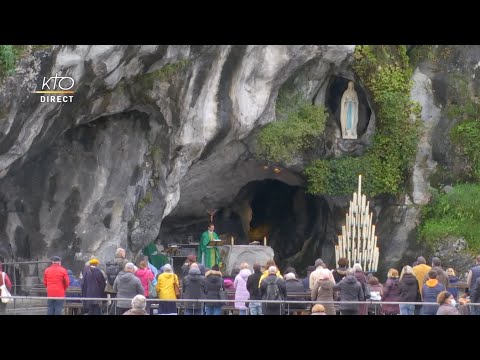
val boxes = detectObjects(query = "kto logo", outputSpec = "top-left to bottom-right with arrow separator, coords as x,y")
32,73 -> 75,103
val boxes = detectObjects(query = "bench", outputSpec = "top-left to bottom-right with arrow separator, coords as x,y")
28,284 -> 82,297
149,287 -> 313,315
28,285 -> 83,315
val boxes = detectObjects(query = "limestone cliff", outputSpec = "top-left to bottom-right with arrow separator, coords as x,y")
1,45 -> 479,283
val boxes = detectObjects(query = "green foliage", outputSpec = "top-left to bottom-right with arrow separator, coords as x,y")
448,73 -> 480,182
256,93 -> 327,163
141,59 -> 190,88
305,45 -> 421,196
420,184 -> 480,252
275,87 -> 305,121
409,45 -> 454,71
451,120 -> 480,181
150,144 -> 162,168
31,45 -> 53,52
0,45 -> 47,79
138,191 -> 153,210
0,45 -> 18,78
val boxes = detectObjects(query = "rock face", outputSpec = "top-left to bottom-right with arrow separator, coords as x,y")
1,45 -> 479,285
0,45 -> 356,278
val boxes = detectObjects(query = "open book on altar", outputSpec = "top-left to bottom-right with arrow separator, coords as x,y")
207,239 -> 224,246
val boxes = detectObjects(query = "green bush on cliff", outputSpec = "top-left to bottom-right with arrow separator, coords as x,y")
141,59 -> 190,88
305,45 -> 421,196
0,45 -> 18,78
420,184 -> 480,252
448,74 -> 480,182
256,91 -> 327,163
138,191 -> 153,210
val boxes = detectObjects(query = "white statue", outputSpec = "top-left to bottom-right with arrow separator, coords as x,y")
340,81 -> 359,139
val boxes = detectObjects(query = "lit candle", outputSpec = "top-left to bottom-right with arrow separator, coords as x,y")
231,236 -> 234,246
263,236 -> 267,246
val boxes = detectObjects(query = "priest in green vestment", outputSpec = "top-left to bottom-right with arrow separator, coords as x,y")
198,223 -> 220,268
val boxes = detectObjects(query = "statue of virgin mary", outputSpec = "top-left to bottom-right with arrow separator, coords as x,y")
340,81 -> 359,139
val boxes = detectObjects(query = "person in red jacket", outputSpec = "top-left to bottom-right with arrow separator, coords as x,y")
44,256 -> 70,315
0,263 -> 12,314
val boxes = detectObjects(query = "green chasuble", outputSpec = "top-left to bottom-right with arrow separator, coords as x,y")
198,231 -> 220,268
143,242 -> 168,269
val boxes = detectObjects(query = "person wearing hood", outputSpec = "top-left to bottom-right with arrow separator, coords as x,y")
134,260 -> 154,298
234,263 -> 252,315
398,265 -> 419,315
421,270 -> 445,315
182,264 -> 206,315
333,268 -> 364,315
311,269 -> 336,315
204,264 -> 224,315
223,277 -> 235,310
156,264 -> 179,314
113,262 -> 144,315
67,270 -> 81,288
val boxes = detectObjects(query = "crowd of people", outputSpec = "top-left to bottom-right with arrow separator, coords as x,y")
2,249 -> 480,315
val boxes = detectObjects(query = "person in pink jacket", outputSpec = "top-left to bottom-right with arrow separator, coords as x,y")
135,260 -> 154,297
234,264 -> 251,315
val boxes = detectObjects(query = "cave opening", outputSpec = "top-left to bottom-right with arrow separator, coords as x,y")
232,179 -> 334,273
160,178 -> 337,276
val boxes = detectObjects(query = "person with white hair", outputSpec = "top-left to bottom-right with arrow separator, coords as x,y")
156,263 -> 180,314
123,294 -> 149,315
113,262 -> 144,315
284,272 -> 307,315
260,266 -> 287,315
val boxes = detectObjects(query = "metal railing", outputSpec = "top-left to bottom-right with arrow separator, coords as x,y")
2,260 -> 52,296
1,295 -> 479,315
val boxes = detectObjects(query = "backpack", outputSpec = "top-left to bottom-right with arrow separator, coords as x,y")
265,278 -> 282,301
105,261 -> 121,286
